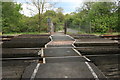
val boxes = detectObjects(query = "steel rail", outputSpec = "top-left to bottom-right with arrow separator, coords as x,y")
2,57 -> 42,61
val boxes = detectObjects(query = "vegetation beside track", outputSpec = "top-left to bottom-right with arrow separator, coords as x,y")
1,1 -> 119,34
2,32 -> 49,36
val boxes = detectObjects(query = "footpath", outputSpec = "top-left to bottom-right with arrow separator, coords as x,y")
22,32 -> 106,80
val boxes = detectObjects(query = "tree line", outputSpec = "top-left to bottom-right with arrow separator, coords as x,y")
65,1 -> 119,33
2,1 -> 65,33
2,1 -> 119,34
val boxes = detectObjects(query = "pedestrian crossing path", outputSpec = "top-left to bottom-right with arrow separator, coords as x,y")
22,33 -> 106,79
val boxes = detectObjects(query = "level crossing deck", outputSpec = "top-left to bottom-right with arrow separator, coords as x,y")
22,33 -> 106,79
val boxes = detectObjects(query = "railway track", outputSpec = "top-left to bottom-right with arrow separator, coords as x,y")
2,33 -> 119,79
2,57 -> 42,61
21,33 -> 106,79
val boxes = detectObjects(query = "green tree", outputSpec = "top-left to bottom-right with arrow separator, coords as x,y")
74,1 -> 119,33
88,2 -> 118,32
2,2 -> 22,33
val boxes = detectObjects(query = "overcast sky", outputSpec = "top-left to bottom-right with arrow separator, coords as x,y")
12,0 -> 116,17
15,0 -> 84,17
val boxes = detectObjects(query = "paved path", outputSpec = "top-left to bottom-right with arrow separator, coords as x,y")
59,28 -> 79,34
67,28 -> 79,34
22,33 -> 106,79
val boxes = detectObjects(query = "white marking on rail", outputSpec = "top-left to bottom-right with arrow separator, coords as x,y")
72,39 -> 76,48
65,76 -> 68,78
114,40 -> 118,43
85,62 -> 99,80
72,44 -> 76,47
66,35 -> 75,40
83,56 -> 91,62
50,35 -> 53,41
43,58 -> 46,64
30,63 -> 40,80
40,49 -> 46,63
38,49 -> 42,56
72,48 -> 82,56
45,35 -> 53,48
66,34 -> 77,48
41,49 -> 44,57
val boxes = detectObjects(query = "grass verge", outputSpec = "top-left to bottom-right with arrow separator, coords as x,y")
2,32 -> 49,36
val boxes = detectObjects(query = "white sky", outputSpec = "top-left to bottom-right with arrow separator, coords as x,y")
7,0 -> 117,17
18,0 -> 84,17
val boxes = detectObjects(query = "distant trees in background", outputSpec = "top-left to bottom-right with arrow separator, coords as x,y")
2,1 -> 119,33
2,1 -> 65,33
65,1 -> 119,33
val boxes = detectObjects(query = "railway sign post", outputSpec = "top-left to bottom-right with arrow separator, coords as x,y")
47,18 -> 51,34
64,21 -> 67,34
